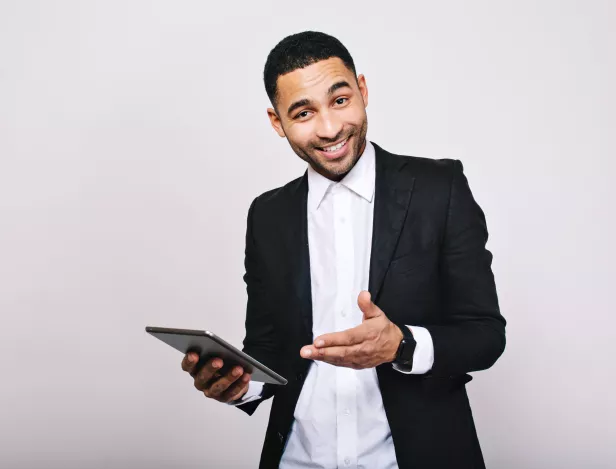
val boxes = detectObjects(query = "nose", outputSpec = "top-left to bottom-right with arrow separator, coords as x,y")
315,110 -> 343,142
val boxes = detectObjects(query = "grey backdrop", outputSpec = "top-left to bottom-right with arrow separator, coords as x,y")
1,1 -> 614,468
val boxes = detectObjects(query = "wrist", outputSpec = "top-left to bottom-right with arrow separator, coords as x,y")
227,386 -> 248,404
389,324 -> 404,362
392,323 -> 417,367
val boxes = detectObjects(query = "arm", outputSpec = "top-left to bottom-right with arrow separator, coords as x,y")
424,160 -> 506,377
236,197 -> 280,415
300,161 -> 504,374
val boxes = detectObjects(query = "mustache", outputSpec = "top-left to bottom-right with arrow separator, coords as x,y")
312,131 -> 351,149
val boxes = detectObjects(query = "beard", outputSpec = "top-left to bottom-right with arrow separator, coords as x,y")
286,116 -> 368,181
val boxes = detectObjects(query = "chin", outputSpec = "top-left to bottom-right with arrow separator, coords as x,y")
323,155 -> 356,178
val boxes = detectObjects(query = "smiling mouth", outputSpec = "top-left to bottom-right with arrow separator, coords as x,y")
319,137 -> 349,153
318,138 -> 348,153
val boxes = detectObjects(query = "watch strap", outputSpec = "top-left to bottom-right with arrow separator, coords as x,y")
393,323 -> 417,367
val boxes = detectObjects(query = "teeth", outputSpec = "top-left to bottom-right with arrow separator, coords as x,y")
323,139 -> 347,152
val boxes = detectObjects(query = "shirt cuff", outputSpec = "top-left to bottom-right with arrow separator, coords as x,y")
227,380 -> 264,406
391,325 -> 434,375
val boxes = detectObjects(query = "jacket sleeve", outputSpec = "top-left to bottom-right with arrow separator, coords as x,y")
424,160 -> 506,377
236,197 -> 279,415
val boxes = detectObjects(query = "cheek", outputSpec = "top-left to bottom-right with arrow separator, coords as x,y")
288,124 -> 316,148
340,107 -> 365,129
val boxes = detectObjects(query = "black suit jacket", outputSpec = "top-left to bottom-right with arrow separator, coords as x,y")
238,142 -> 506,469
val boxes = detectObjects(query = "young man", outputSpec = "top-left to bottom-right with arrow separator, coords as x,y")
182,31 -> 506,469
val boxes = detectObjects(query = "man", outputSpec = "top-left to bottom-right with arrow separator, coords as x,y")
182,31 -> 506,469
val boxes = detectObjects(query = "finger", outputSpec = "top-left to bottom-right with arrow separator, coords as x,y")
314,326 -> 365,348
181,352 -> 200,373
193,358 -> 224,390
221,373 -> 252,403
300,345 -> 317,358
313,345 -> 361,367
358,290 -> 381,320
206,365 -> 244,399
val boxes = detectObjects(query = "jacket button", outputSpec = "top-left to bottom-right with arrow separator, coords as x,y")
296,372 -> 304,382
277,432 -> 284,443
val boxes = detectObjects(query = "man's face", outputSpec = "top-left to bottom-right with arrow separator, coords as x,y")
267,57 -> 369,181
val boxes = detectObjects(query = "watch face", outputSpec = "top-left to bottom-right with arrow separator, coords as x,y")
400,339 -> 415,364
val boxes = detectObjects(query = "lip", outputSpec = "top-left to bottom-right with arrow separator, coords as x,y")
315,137 -> 351,161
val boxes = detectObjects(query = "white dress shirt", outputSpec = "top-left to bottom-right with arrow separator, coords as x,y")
236,140 -> 434,468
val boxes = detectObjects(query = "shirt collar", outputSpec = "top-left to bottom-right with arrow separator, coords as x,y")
307,139 -> 376,212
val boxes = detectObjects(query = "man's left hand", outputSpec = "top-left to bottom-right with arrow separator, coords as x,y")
300,291 -> 404,369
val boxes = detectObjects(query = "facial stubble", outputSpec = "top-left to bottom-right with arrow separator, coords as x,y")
286,116 -> 368,182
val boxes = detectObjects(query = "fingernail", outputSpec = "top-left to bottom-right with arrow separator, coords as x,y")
186,354 -> 193,363
233,367 -> 241,377
302,348 -> 312,357
212,360 -> 222,369
315,340 -> 324,347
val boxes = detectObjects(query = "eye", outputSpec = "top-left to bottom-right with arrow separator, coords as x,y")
335,97 -> 348,105
295,110 -> 311,120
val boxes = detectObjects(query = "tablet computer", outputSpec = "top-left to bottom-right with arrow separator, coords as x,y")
145,326 -> 287,385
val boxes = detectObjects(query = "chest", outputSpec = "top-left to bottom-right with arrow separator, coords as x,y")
307,186 -> 374,337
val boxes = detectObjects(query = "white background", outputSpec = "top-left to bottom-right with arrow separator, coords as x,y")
1,1 -> 614,468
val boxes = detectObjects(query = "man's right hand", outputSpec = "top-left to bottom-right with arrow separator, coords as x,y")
181,352 -> 252,404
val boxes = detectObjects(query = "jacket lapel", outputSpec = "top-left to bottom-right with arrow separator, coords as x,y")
284,142 -> 414,339
285,173 -> 313,340
368,143 -> 415,303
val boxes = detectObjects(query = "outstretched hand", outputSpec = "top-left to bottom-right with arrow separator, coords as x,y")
300,291 -> 403,369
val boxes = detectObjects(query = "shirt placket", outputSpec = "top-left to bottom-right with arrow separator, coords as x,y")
333,184 -> 358,469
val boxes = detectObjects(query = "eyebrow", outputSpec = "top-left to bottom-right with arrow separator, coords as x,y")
327,80 -> 352,96
286,80 -> 353,117
287,98 -> 311,117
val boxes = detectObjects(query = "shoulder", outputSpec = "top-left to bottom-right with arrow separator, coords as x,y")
254,175 -> 303,204
247,173 -> 305,221
373,141 -> 462,183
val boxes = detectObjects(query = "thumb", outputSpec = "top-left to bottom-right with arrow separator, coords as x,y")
358,291 -> 380,320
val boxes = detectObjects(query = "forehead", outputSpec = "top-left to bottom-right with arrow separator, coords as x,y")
276,57 -> 355,106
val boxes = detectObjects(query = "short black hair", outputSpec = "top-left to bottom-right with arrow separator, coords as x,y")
263,31 -> 357,110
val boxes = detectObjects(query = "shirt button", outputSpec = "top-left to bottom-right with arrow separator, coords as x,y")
344,408 -> 350,416
344,457 -> 351,466
340,216 -> 346,224
341,310 -> 347,317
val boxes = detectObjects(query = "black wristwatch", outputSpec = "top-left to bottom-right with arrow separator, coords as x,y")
393,323 -> 417,367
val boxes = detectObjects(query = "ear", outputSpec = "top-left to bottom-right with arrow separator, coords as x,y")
356,74 -> 369,109
267,108 -> 286,138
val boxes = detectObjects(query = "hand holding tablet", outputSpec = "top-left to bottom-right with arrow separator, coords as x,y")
182,352 -> 251,403
146,326 -> 287,404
